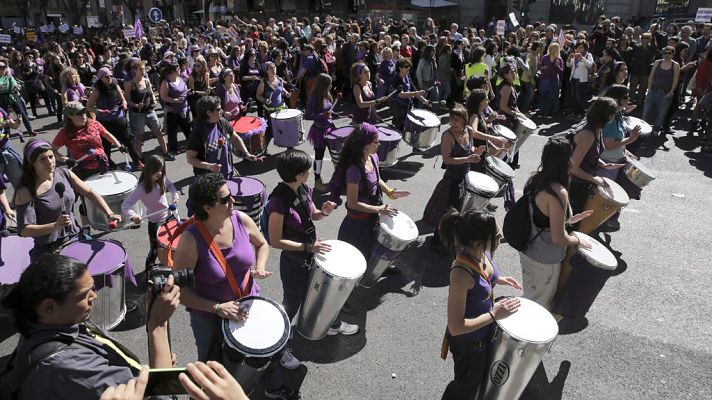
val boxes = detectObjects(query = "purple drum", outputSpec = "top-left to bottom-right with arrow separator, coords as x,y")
227,177 -> 266,224
0,235 -> 34,317
270,109 -> 304,148
377,127 -> 402,168
325,126 -> 354,166
60,239 -> 136,330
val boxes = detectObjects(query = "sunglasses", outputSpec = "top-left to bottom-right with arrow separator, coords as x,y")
218,194 -> 232,204
663,51 -> 673,55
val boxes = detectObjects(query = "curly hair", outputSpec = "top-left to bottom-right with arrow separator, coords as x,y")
189,173 -> 226,220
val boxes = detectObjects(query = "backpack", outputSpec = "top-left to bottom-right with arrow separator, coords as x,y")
0,340 -> 70,400
260,183 -> 316,247
502,192 -> 543,252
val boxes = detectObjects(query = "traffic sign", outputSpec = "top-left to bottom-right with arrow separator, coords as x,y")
149,7 -> 163,23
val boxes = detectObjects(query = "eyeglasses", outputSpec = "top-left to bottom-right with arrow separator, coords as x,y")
218,194 -> 232,204
663,51 -> 673,55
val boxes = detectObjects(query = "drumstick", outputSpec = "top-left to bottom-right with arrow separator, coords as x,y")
123,152 -> 132,172
76,148 -> 96,162
217,137 -> 225,164
330,92 -> 343,113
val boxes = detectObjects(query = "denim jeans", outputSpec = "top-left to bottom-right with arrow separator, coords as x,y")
538,78 -> 560,115
0,145 -> 22,188
518,81 -> 535,112
189,312 -> 284,390
438,80 -> 452,104
569,79 -> 590,115
642,89 -> 673,131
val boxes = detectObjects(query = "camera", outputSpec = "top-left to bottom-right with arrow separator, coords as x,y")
147,265 -> 194,293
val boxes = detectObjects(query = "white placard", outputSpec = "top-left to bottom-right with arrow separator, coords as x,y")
696,8 -> 712,23
509,12 -> 519,27
13,26 -> 21,34
123,28 -> 136,39
86,16 -> 100,28
59,23 -> 70,33
0,34 -> 11,44
99,0 -> 105,7
496,20 -> 505,36
74,26 -> 83,35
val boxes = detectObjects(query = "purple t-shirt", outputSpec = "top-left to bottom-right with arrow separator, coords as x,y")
164,78 -> 188,114
267,185 -> 315,240
346,154 -> 380,204
187,211 -> 260,319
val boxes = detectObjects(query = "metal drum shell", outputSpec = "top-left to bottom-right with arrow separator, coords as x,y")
404,109 -> 441,151
377,127 -> 402,167
270,109 -> 305,148
360,244 -> 400,288
374,212 -> 419,252
460,172 -> 499,212
624,158 -> 656,189
84,172 -> 139,231
484,156 -> 515,189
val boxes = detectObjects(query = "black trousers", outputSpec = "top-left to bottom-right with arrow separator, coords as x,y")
441,340 -> 489,400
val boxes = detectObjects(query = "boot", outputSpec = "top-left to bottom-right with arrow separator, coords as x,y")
314,176 -> 329,192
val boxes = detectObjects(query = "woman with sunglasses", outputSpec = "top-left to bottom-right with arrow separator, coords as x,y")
390,58 -> 429,131
240,49 -> 262,116
72,53 -> 95,90
17,50 -> 53,120
186,96 -> 254,180
188,56 -> 211,117
160,63 -> 192,155
87,67 -> 143,170
214,69 -> 246,120
643,45 -> 680,136
171,173 -> 300,400
14,138 -> 121,258
257,61 -> 289,153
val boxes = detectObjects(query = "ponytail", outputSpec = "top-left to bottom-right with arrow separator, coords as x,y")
438,208 -> 499,256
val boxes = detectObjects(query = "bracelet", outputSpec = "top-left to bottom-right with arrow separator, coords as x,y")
386,187 -> 396,200
212,303 -> 221,315
488,311 -> 495,322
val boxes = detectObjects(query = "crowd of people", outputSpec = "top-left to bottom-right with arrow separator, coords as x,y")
0,11 -> 710,400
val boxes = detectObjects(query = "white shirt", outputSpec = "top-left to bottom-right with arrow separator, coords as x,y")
567,52 -> 594,82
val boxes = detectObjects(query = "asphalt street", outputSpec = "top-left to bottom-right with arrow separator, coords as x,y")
1,100 -> 711,400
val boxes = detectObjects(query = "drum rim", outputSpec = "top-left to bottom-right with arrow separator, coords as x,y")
85,171 -> 139,195
270,109 -> 302,119
625,158 -> 657,179
485,157 -> 515,178
59,238 -> 128,275
221,295 -> 290,358
378,213 -> 419,243
572,232 -> 618,270
313,240 -> 367,279
407,109 -> 440,127
494,297 -> 558,343
465,172 -> 500,194
491,124 -> 517,141
597,178 -> 630,205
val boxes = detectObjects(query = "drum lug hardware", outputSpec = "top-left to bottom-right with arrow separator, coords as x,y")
602,204 -> 611,211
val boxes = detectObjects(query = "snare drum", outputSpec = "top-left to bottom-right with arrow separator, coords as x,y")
478,298 -> 558,400
624,156 -> 656,189
0,235 -> 34,317
404,109 -> 441,151
377,126 -> 402,168
325,126 -> 355,166
553,232 -> 617,319
84,171 -> 140,231
270,109 -> 305,148
512,116 -> 537,156
222,296 -> 290,395
297,240 -> 366,340
485,156 -> 515,189
623,116 -> 653,136
60,239 -> 135,330
361,211 -> 419,287
231,116 -> 267,155
460,171 -> 499,212
578,177 -> 630,234
226,177 -> 266,225
489,124 -> 517,159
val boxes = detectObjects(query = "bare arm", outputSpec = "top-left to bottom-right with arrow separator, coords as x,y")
268,211 -> 307,252
570,130 -> 600,184
540,188 -> 579,246
240,211 -> 270,274
447,269 -> 494,336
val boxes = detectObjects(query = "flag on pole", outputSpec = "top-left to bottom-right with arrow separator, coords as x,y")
558,28 -> 565,44
134,15 -> 143,38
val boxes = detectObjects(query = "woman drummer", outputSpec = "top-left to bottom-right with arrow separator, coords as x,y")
329,123 -> 410,270
519,138 -> 592,309
569,97 -> 624,218
352,63 -> 387,124
465,89 -> 507,172
214,69 -> 246,121
186,96 -> 255,182
256,61 -> 289,154
14,139 -> 121,257
423,105 -> 483,253
171,173 -> 300,399
390,58 -> 430,131
439,209 -> 521,399
495,64 -> 525,166
596,84 -> 642,232
305,73 -> 336,192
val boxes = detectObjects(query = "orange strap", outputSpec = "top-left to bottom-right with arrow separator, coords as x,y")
193,219 -> 251,299
455,252 -> 494,304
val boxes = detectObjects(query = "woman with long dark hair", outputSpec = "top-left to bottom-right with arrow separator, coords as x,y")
87,67 -> 142,170
390,58 -> 429,130
160,63 -> 192,155
440,209 -> 521,399
239,49 -> 262,115
352,63 -> 387,124
305,73 -> 336,191
416,44 -> 439,108
466,88 -> 507,172
519,138 -> 592,308
188,56 -> 211,118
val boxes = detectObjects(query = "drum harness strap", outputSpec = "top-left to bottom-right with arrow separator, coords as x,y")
440,252 -> 494,360
269,183 -> 317,266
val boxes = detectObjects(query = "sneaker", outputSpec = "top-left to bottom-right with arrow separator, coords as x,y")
279,349 -> 301,370
327,321 -> 359,336
164,152 -> 176,161
265,385 -> 301,400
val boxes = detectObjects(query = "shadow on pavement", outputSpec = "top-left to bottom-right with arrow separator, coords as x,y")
520,360 -> 571,400
290,321 -> 366,365
380,160 -> 424,180
684,150 -> 712,178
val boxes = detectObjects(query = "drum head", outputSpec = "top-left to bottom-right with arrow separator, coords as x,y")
518,117 -> 537,130
407,109 -> 440,128
491,124 -> 516,141
495,297 -> 558,343
379,211 -> 419,243
623,116 -> 652,135
157,220 -> 181,249
85,171 -> 138,196
314,240 -> 366,279
227,177 -> 265,198
271,108 -> 302,120
222,296 -> 290,358
0,235 -> 34,284
485,157 -> 515,179
60,240 -> 127,276
378,127 -> 402,141
599,178 -> 630,205
626,157 -> 657,179
574,232 -> 618,270
326,126 -> 355,139
231,116 -> 266,135
464,172 -> 499,195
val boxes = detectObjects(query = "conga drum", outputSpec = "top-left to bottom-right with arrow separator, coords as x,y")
552,232 -> 618,319
578,177 -> 630,234
297,240 -> 366,340
512,116 -> 537,156
460,171 -> 499,212
361,211 -> 419,288
624,156 -> 656,189
60,239 -> 135,330
230,116 -> 267,156
484,156 -> 515,190
478,297 -> 558,400
623,116 -> 652,154
221,296 -> 290,395
489,124 -> 517,160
